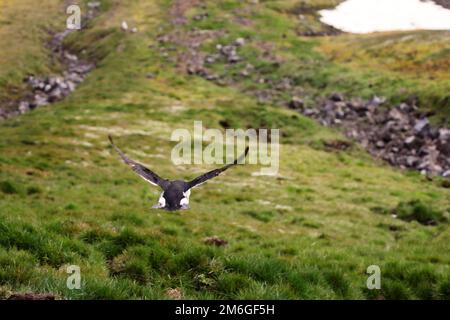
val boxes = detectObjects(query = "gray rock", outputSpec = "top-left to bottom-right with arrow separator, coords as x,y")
388,108 -> 406,122
235,37 -> 246,46
227,54 -> 241,63
406,156 -> 419,167
330,92 -> 344,102
303,108 -> 318,116
414,118 -> 429,133
289,96 -> 304,109
404,136 -> 415,145
370,95 -> 386,105
18,101 -> 30,114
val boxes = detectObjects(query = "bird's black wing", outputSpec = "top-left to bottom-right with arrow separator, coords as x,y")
109,135 -> 169,189
186,147 -> 249,190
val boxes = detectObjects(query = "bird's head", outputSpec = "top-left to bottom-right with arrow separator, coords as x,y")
152,183 -> 190,211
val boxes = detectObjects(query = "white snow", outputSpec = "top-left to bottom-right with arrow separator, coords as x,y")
319,0 -> 450,34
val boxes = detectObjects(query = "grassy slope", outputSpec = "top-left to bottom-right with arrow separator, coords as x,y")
319,30 -> 450,122
0,0 -> 449,299
0,0 -> 64,106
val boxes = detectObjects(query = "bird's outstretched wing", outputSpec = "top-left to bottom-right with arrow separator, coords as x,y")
108,135 -> 169,189
186,147 -> 249,190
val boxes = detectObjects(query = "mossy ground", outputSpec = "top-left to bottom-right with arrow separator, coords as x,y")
0,0 -> 449,299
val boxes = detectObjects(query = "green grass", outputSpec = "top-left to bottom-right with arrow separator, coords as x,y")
319,30 -> 450,122
0,0 -> 65,106
0,0 -> 449,299
394,200 -> 446,226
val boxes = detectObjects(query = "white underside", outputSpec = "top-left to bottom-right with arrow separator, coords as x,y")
153,189 -> 191,209
180,189 -> 191,206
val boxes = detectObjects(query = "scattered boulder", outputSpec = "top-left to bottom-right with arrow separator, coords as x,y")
288,96 -> 304,109
297,94 -> 450,177
235,37 -> 246,46
330,92 -> 344,102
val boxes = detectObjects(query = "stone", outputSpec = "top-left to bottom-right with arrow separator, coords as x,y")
235,37 -> 246,46
388,108 -> 406,122
227,54 -> 240,63
404,136 -> 415,145
414,118 -> 429,133
303,108 -> 318,116
48,88 -> 63,102
330,92 -> 344,102
289,96 -> 304,109
121,21 -> 128,31
33,94 -> 48,107
371,95 -> 386,105
44,84 -> 53,92
18,101 -> 30,114
205,55 -> 218,64
406,156 -> 419,167
438,128 -> 450,141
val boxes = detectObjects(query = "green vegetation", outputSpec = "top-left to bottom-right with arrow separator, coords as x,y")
319,30 -> 450,122
0,0 -> 449,299
0,0 -> 64,107
394,200 -> 446,226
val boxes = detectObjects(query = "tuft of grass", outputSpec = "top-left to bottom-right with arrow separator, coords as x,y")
242,210 -> 275,222
0,180 -> 19,194
394,200 -> 446,226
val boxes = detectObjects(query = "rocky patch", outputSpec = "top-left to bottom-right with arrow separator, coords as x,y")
0,3 -> 99,120
294,94 -> 450,177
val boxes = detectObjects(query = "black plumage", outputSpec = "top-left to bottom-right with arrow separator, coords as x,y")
109,135 -> 248,211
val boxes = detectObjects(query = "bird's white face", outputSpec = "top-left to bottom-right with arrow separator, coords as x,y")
152,189 -> 190,210
180,189 -> 191,210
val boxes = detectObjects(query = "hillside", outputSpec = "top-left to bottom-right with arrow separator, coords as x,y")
0,0 -> 449,300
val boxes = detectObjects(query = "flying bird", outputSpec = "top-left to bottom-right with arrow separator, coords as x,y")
108,135 -> 249,211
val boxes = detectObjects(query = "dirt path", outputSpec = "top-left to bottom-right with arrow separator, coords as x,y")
0,3 -> 99,120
